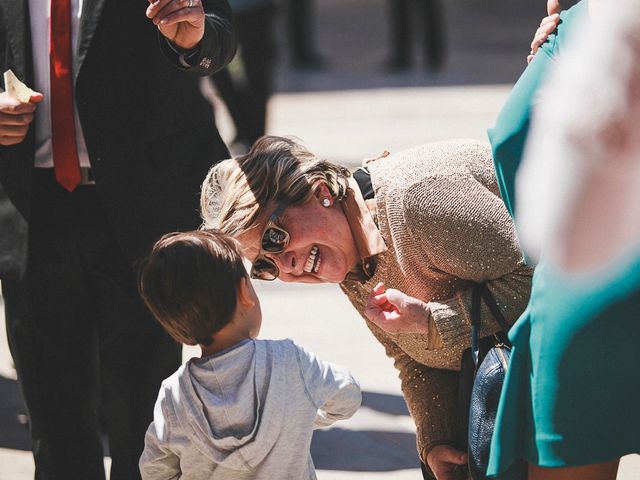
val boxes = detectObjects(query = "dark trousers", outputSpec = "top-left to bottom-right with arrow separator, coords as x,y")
211,5 -> 276,146
2,170 -> 181,479
287,0 -> 317,63
388,0 -> 445,69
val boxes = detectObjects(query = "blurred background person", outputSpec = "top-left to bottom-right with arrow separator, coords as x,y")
286,0 -> 325,69
210,0 -> 278,152
488,1 -> 640,479
386,0 -> 445,71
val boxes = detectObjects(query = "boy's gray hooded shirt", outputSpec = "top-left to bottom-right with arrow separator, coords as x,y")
139,339 -> 361,479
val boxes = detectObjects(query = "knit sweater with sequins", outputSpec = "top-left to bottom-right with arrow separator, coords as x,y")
340,139 -> 533,461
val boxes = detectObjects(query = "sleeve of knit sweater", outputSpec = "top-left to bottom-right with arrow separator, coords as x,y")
403,173 -> 533,346
365,320 -> 459,464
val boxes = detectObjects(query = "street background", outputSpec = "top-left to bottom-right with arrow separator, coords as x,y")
2,0 -> 639,478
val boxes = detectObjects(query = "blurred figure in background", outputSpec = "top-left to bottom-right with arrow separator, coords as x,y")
211,0 -> 278,151
386,0 -> 445,71
488,1 -> 640,479
286,0 -> 325,69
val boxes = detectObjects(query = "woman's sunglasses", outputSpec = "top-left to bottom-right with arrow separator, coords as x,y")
250,203 -> 289,281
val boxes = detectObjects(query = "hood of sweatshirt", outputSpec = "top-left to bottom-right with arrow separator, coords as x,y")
172,340 -> 285,472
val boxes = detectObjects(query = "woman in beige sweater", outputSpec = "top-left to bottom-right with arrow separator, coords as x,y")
201,136 -> 532,479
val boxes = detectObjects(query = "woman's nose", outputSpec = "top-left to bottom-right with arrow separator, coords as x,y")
275,250 -> 302,276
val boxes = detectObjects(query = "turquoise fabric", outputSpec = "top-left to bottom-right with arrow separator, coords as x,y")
487,1 -> 640,477
487,1 -> 587,219
487,258 -> 640,478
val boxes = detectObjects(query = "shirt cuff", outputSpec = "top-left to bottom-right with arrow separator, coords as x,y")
163,38 -> 201,68
428,297 -> 470,347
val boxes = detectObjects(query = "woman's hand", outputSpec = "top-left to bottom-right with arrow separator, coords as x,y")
364,282 -> 430,334
528,14 -> 560,63
146,0 -> 205,51
427,445 -> 469,480
527,1 -> 563,64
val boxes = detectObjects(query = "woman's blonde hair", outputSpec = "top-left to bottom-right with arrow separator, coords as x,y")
200,136 -> 351,237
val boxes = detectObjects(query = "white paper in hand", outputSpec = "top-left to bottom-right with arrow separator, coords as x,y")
4,69 -> 35,102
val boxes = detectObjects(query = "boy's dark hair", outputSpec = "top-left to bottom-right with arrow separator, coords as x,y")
138,230 -> 246,346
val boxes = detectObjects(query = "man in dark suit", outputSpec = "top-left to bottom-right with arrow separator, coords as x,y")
0,0 -> 236,478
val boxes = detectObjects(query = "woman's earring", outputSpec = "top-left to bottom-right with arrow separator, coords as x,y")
322,198 -> 331,208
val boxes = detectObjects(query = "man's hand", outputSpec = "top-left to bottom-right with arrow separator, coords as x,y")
0,91 -> 43,146
364,282 -> 430,334
427,445 -> 469,480
146,0 -> 205,51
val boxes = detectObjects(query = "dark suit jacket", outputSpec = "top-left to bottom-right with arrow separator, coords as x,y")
0,0 -> 237,279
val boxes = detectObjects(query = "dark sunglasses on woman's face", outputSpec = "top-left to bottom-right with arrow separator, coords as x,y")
250,203 -> 289,281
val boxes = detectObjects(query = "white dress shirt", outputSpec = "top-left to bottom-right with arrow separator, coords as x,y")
29,0 -> 91,168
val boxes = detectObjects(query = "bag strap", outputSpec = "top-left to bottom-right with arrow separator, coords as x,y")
471,283 -> 511,367
480,286 -> 511,332
471,283 -> 483,367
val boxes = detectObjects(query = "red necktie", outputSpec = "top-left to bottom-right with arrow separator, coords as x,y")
50,0 -> 81,191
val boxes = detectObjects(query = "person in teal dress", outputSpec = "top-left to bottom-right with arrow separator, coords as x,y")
487,1 -> 640,479
487,1 -> 585,221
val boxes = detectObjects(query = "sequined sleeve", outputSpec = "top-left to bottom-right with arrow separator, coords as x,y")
403,172 -> 533,345
365,320 -> 459,463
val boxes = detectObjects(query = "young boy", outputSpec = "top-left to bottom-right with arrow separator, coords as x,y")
137,230 -> 361,480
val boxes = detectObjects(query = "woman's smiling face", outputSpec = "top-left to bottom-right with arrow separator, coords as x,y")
239,185 -> 360,284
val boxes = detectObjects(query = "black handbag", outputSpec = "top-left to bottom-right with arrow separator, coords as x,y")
454,283 -> 518,480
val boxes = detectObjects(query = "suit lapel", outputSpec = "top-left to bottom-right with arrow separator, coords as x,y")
75,0 -> 107,83
0,0 -> 30,81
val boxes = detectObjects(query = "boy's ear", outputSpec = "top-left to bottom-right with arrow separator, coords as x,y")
237,277 -> 256,308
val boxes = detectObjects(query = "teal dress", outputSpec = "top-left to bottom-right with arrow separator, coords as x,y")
488,259 -> 640,478
487,1 -> 640,477
487,2 -> 586,220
